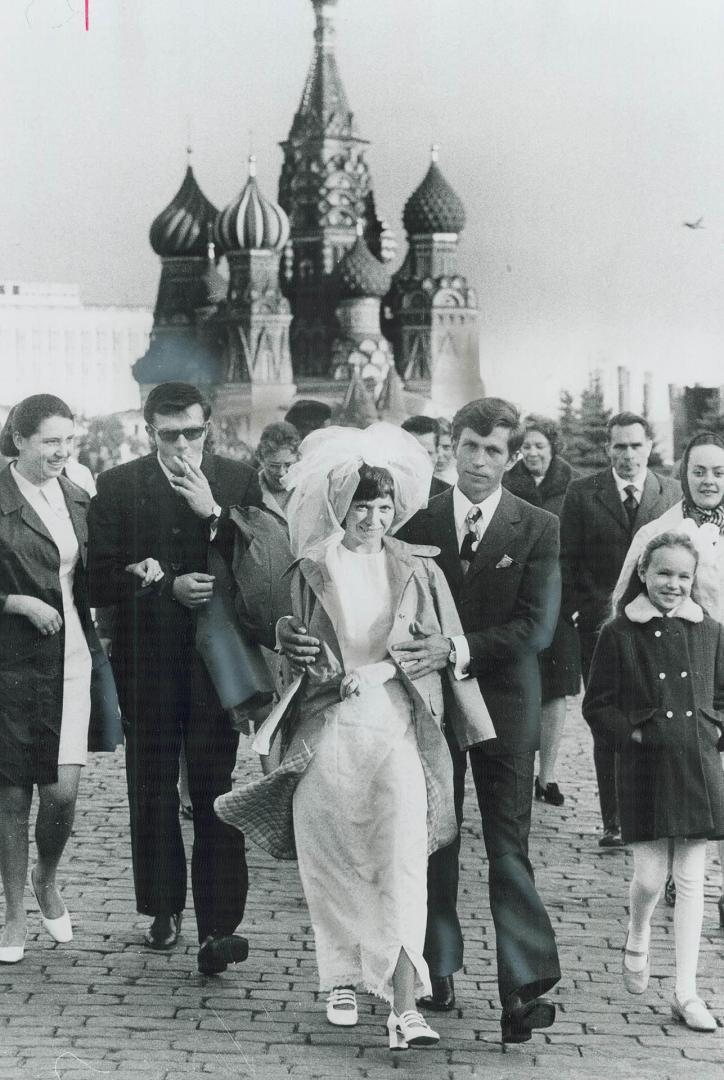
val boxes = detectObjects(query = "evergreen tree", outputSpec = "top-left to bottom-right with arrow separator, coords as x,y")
558,389 -> 578,451
569,374 -> 611,469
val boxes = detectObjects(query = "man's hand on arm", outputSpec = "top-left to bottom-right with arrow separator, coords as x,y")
277,615 -> 321,672
172,572 -> 215,609
391,633 -> 451,679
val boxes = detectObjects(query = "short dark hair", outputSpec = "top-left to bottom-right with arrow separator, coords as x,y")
522,414 -> 561,457
638,530 -> 699,575
437,417 -> 452,438
350,463 -> 395,502
284,399 -> 332,439
607,412 -> 652,440
401,415 -> 440,445
0,395 -> 74,457
681,430 -> 724,507
451,397 -> 524,455
257,421 -> 300,460
143,382 -> 211,425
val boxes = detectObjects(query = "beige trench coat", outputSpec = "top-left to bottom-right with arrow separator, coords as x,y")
215,536 -> 495,860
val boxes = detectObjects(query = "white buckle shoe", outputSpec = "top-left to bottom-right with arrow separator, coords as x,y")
671,995 -> 718,1032
326,986 -> 358,1026
31,868 -> 73,944
386,1009 -> 440,1050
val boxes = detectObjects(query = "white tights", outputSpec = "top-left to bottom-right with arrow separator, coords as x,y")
627,838 -> 707,1002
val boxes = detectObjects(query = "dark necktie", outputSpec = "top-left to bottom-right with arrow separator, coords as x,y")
460,506 -> 482,564
623,484 -> 638,529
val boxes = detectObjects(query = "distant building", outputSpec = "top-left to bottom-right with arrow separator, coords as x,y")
1,281 -> 151,416
134,0 -> 483,439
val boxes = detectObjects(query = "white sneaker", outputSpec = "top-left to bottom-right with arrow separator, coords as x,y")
671,995 -> 718,1032
326,986 -> 358,1026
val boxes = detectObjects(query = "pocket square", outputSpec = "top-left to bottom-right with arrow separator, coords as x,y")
495,554 -> 514,569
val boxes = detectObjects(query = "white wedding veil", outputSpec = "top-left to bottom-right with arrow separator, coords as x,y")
283,422 -> 434,559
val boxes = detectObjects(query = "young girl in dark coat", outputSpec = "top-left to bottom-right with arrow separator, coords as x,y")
583,531 -> 724,1033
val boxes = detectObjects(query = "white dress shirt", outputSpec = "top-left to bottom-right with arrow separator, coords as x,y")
612,467 -> 647,504
449,484 -> 504,677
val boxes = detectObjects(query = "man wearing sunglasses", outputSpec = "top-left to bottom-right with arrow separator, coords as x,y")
87,382 -> 264,974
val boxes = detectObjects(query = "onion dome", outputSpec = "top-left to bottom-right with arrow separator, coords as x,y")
402,145 -> 466,236
336,222 -> 392,300
150,164 -> 219,258
215,157 -> 290,254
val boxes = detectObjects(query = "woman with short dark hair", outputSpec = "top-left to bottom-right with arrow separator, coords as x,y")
0,395 -> 112,964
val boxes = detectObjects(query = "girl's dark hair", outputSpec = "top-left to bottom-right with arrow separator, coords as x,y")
681,430 -> 724,507
350,463 -> 395,502
0,395 -> 74,457
522,414 -> 561,457
638,530 -> 699,575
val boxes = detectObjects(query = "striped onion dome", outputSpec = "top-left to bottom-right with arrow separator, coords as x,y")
402,145 -> 466,236
215,157 -> 290,254
149,165 -> 219,258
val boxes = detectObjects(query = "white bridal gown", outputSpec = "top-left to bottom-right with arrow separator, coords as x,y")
292,541 -> 431,1004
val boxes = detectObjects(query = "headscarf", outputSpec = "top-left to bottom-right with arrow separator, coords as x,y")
681,430 -> 724,534
283,423 -> 433,559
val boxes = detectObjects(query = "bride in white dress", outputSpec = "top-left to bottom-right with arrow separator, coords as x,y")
216,424 -> 494,1051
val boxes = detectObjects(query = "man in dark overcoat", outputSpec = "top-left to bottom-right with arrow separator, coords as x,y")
87,382 -> 263,974
279,398 -> 562,1043
559,411 -> 680,845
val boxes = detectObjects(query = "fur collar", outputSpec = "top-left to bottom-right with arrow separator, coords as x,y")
625,593 -> 704,624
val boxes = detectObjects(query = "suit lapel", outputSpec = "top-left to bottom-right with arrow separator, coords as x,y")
594,469 -> 629,532
464,489 -> 522,587
425,490 -> 462,593
636,469 -> 662,526
58,475 -> 89,567
0,463 -> 57,550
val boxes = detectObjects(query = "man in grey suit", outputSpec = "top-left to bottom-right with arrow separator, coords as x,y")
560,412 -> 681,846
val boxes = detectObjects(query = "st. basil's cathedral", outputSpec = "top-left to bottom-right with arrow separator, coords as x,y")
134,0 -> 484,438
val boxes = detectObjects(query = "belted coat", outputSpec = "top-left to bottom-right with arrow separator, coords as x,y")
215,536 -> 495,859
582,594 -> 724,843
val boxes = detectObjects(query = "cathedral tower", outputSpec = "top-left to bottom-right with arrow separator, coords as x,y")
387,146 -> 484,414
279,0 -> 386,378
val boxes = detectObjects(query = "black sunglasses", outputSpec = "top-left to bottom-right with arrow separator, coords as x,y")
149,423 -> 208,444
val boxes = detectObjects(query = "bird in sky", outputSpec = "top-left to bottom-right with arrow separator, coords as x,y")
683,217 -> 704,229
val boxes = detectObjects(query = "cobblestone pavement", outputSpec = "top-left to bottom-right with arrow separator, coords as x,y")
1,698 -> 722,1080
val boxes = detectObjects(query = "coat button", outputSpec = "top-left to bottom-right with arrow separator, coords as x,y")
654,630 -> 662,637
659,672 -> 666,679
681,671 -> 688,678
666,710 -> 673,718
686,710 -> 693,717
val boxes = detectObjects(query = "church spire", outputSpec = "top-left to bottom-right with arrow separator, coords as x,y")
290,0 -> 355,141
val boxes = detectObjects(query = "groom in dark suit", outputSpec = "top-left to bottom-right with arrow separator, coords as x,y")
394,398 -> 561,1041
279,397 -> 561,1041
87,382 -> 264,975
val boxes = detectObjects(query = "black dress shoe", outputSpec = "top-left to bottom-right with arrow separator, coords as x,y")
501,995 -> 555,1043
598,827 -> 624,848
417,974 -> 455,1011
535,777 -> 565,806
144,913 -> 182,950
197,934 -> 249,975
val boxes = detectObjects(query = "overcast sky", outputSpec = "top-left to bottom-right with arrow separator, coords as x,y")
2,0 -> 724,414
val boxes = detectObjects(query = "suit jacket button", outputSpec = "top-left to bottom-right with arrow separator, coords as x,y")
680,671 -> 688,678
666,710 -> 673,718
658,672 -> 666,680
686,710 -> 693,717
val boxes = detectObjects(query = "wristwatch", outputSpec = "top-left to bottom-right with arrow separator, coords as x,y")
205,503 -> 222,529
447,637 -> 457,666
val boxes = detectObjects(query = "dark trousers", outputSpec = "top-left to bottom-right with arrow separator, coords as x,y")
124,652 -> 248,944
425,728 -> 561,1005
580,630 -> 619,833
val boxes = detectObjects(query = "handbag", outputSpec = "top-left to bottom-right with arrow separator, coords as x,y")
87,643 -> 123,752
195,546 -> 275,715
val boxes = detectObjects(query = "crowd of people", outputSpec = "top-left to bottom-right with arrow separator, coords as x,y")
0,382 -> 722,1051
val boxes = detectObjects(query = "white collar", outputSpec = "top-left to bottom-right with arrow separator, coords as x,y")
10,461 -> 64,508
613,467 -> 647,498
453,484 -> 502,541
624,593 -> 704,624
